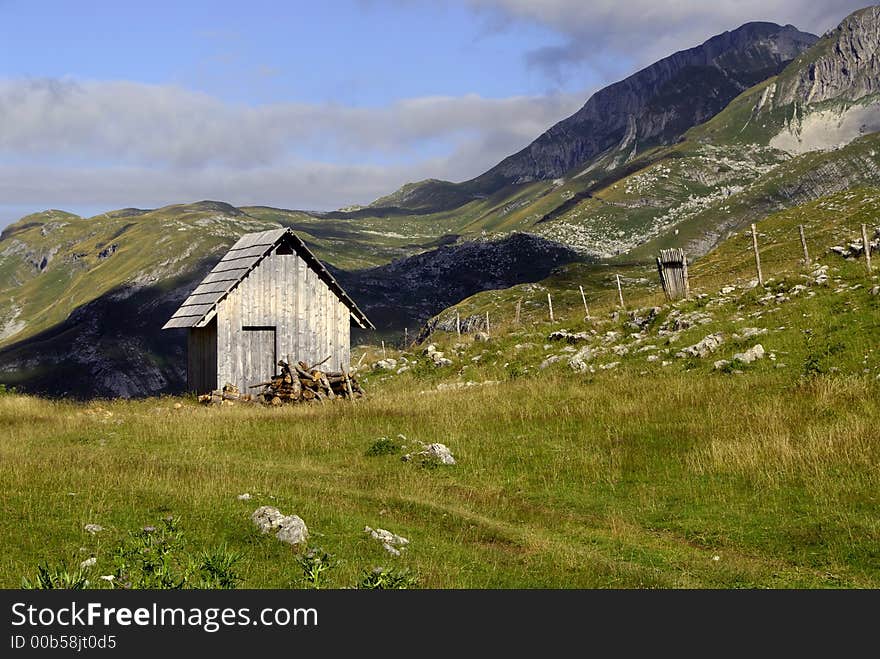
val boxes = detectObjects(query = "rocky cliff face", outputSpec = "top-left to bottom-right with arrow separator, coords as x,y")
757,6 -> 880,154
773,6 -> 880,106
468,23 -> 817,190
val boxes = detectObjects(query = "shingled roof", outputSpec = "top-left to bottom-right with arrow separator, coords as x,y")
162,228 -> 374,330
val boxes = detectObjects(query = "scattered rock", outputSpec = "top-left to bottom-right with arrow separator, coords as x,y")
599,362 -> 620,370
680,333 -> 724,358
474,332 -> 490,342
733,327 -> 768,341
251,505 -> 309,547
732,344 -> 765,364
79,557 -> 96,570
251,506 -> 285,533
568,346 -> 594,373
84,524 -> 104,535
402,442 -> 456,465
364,526 -> 409,556
275,516 -> 309,547
429,350 -> 452,367
548,329 -> 591,343
237,493 -> 252,501
539,355 -> 563,369
627,307 -> 661,331
373,359 -> 398,371
433,380 -> 499,392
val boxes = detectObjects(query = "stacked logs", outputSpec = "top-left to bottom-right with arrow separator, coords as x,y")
198,383 -> 253,406
198,357 -> 365,407
251,358 -> 365,406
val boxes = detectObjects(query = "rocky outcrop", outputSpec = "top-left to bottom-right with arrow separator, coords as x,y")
759,7 -> 880,154
467,23 -> 816,190
773,6 -> 880,107
251,506 -> 309,547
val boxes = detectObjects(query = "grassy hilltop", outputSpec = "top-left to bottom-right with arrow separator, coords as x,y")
2,188 -> 878,589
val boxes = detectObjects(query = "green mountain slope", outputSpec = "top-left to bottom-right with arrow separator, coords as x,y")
2,6 -> 879,399
341,6 -> 880,261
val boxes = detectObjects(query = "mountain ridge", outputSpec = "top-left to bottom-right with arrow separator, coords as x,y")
372,21 -> 818,213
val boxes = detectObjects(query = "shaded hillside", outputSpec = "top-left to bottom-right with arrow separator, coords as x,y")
337,233 -> 583,332
0,223 -> 580,396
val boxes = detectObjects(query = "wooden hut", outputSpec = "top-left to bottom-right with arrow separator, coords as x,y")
162,228 -> 373,394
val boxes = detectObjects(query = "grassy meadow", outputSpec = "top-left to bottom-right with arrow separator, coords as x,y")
1,370 -> 878,589
2,187 -> 880,589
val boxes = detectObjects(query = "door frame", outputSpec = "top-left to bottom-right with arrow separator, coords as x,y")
241,325 -> 277,386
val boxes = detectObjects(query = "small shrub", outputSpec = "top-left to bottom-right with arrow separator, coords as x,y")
356,566 -> 419,590
0,384 -> 16,396
720,358 -> 748,375
296,548 -> 337,589
111,516 -> 192,589
366,436 -> 402,457
24,518 -> 246,590
194,544 -> 245,589
802,352 -> 824,378
683,357 -> 701,371
22,561 -> 90,590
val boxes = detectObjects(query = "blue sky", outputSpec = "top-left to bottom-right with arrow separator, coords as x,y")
2,2 -> 580,105
0,0 -> 867,226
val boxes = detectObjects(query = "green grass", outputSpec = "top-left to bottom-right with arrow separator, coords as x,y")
1,367 -> 877,589
3,185 -> 880,588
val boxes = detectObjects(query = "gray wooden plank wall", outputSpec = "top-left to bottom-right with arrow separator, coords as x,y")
214,249 -> 351,392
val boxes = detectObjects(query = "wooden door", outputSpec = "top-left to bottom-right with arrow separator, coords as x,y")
241,326 -> 276,389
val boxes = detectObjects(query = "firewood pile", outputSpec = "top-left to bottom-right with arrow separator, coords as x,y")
198,356 -> 365,407
254,357 -> 365,405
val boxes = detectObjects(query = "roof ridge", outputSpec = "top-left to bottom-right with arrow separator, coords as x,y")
162,228 -> 374,330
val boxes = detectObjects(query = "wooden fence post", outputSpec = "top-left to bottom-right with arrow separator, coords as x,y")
579,285 -> 590,319
456,311 -> 461,337
751,223 -> 764,286
547,293 -> 554,322
404,328 -> 408,347
485,311 -> 490,336
381,340 -> 386,359
616,275 -> 625,308
514,298 -> 522,325
682,253 -> 691,299
862,224 -> 873,273
799,225 -> 810,267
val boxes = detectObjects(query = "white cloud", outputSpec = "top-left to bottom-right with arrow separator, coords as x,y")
0,78 -> 582,216
0,1 -> 868,223
466,0 -> 868,78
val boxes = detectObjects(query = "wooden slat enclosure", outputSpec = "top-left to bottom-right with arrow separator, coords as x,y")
165,228 -> 373,394
656,248 -> 690,301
